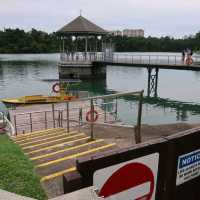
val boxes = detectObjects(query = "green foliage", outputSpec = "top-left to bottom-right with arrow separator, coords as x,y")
112,33 -> 200,52
0,135 -> 47,200
0,28 -> 60,53
0,28 -> 200,53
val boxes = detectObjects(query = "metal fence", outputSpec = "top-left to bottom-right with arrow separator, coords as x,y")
60,52 -> 104,62
112,54 -> 200,66
12,90 -> 144,143
60,52 -> 200,66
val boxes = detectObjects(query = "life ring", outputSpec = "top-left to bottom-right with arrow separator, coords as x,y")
86,110 -> 99,122
52,83 -> 60,93
186,57 -> 193,65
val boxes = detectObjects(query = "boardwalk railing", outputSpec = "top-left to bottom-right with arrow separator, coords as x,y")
60,52 -> 104,63
60,52 -> 200,66
13,90 -> 144,143
112,54 -> 200,66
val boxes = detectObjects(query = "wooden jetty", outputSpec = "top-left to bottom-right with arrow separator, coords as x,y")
59,52 -> 200,97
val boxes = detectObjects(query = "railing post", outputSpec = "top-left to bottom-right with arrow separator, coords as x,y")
52,104 -> 55,128
79,108 -> 82,124
78,107 -> 82,133
149,55 -> 150,64
14,115 -> 17,135
104,99 -> 107,122
90,99 -> 94,140
58,110 -> 61,127
44,111 -> 47,129
66,101 -> 70,133
60,111 -> 63,128
135,91 -> 143,144
115,97 -> 118,120
29,113 -> 33,132
147,67 -> 151,97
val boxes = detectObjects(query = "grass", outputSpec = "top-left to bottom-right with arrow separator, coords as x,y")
0,134 -> 47,200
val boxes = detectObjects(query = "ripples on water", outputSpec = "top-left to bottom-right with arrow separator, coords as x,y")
1,53 -> 200,125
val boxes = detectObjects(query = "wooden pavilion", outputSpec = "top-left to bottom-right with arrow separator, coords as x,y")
57,15 -> 108,56
57,15 -> 112,79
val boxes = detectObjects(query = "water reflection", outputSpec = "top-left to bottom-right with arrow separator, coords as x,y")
1,53 -> 200,125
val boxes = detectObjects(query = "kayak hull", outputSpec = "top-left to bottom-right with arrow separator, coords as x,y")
1,95 -> 77,105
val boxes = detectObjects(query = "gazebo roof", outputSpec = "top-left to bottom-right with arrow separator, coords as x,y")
58,15 -> 107,35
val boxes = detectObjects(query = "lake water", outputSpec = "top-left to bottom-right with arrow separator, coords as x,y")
1,53 -> 200,125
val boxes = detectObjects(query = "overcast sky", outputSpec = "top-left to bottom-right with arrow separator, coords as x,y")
0,0 -> 199,38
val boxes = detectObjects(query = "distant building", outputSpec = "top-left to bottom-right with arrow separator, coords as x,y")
123,29 -> 144,37
109,30 -> 122,36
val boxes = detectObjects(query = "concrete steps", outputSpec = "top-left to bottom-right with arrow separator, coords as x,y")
12,128 -> 118,197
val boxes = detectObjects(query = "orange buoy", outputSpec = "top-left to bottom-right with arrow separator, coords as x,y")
52,83 -> 60,93
86,110 -> 99,122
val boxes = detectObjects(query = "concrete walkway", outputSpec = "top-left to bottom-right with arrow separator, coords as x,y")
51,186 -> 96,200
0,187 -> 95,200
0,189 -> 36,200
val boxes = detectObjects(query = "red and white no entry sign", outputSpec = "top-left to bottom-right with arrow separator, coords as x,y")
93,153 -> 159,200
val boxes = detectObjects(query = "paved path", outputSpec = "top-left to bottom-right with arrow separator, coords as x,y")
0,189 -> 35,200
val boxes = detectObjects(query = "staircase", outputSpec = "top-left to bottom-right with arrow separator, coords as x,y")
11,128 -> 117,197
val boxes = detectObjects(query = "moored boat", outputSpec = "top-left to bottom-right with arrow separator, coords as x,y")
1,80 -> 80,105
1,94 -> 77,105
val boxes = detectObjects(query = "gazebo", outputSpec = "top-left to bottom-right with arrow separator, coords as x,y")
57,15 -> 108,62
57,15 -> 112,79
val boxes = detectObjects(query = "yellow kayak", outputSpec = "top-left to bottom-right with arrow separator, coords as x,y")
1,95 -> 77,105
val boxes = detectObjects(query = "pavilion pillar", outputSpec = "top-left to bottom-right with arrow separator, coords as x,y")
95,36 -> 98,52
85,36 -> 88,52
62,37 -> 65,53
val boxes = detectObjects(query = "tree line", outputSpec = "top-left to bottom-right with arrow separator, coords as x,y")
0,28 -> 59,53
112,34 -> 200,52
0,28 -> 200,53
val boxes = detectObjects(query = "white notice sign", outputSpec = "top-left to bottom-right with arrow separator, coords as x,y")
176,149 -> 200,185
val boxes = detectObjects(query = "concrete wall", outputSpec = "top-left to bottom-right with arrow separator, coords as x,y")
58,62 -> 106,79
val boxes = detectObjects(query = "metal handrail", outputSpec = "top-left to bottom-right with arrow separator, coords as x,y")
111,54 -> 200,66
0,112 -> 15,136
60,52 -> 104,62
60,51 -> 200,66
13,90 -> 144,143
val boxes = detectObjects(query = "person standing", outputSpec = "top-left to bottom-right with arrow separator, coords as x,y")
182,50 -> 185,62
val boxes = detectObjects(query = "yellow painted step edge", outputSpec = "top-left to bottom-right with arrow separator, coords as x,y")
15,130 -> 73,144
12,128 -> 57,139
26,136 -> 91,156
12,128 -> 64,140
19,132 -> 77,147
22,133 -> 86,150
40,167 -> 76,182
36,143 -> 116,168
31,139 -> 104,161
13,129 -> 65,142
